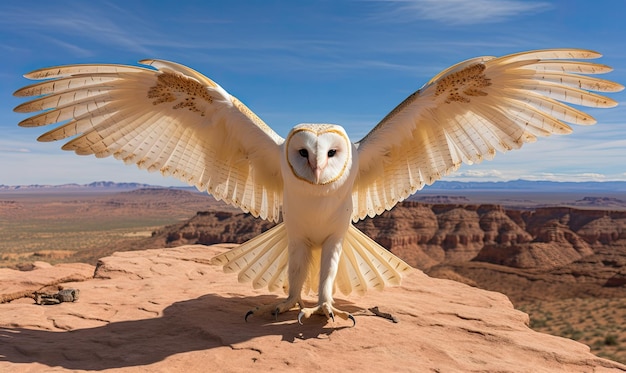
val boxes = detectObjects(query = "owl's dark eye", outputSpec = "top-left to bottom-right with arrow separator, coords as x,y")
327,149 -> 337,158
299,149 -> 309,158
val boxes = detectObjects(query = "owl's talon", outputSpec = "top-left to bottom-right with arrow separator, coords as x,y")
245,309 -> 255,322
273,307 -> 280,321
297,302 -> 354,326
244,298 -> 301,322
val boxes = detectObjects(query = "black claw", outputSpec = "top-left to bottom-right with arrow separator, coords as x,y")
245,310 -> 254,322
273,307 -> 280,321
348,314 -> 356,327
329,312 -> 335,323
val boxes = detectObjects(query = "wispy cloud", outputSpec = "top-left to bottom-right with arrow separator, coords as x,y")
523,172 -> 610,182
443,168 -> 621,182
0,150 -> 185,186
0,3 -> 157,56
444,166 -> 523,181
451,169 -> 505,179
375,0 -> 552,25
36,36 -> 94,58
0,146 -> 29,153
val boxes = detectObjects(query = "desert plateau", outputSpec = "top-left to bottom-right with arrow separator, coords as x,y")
1,181 -> 626,370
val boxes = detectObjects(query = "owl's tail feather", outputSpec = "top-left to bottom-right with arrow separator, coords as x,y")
211,223 -> 413,297
335,225 -> 413,296
211,223 -> 289,293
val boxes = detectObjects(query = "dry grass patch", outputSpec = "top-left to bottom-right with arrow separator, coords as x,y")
518,298 -> 626,364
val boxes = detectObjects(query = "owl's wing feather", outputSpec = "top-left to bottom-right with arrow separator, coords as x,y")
353,49 -> 623,221
14,61 -> 284,222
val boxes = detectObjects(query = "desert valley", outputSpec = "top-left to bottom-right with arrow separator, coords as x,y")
1,181 -> 626,368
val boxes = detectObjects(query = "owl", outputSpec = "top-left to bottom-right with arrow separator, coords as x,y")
14,49 -> 623,325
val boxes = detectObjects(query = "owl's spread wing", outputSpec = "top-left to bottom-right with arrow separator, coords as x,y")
14,60 -> 285,222
352,49 -> 623,221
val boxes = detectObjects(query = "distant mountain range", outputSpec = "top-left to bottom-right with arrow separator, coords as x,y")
2,180 -> 626,192
0,181 -> 154,191
423,180 -> 626,192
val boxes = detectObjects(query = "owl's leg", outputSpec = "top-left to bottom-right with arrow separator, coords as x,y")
245,241 -> 310,321
298,238 -> 356,326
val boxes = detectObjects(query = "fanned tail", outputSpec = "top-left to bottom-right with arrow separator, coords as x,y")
211,223 -> 289,293
211,223 -> 412,297
335,225 -> 412,296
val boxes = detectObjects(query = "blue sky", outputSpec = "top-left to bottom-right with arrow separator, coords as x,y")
1,0 -> 625,186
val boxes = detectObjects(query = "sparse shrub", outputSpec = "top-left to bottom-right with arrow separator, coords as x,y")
605,334 -> 619,346
530,318 -> 548,328
560,324 -> 584,340
544,311 -> 554,321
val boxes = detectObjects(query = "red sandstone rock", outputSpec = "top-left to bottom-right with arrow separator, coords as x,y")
0,245 -> 624,372
0,262 -> 94,303
144,203 -> 626,272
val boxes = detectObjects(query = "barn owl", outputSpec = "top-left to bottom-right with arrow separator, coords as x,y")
14,49 -> 623,326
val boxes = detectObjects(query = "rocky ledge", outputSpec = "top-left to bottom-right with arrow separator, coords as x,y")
1,245 -> 624,372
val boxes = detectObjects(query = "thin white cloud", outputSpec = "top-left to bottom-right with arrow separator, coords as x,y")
0,3 -> 156,56
0,135 -> 35,154
523,173 -> 610,182
0,150 -> 185,186
377,0 -> 552,25
442,168 -> 621,182
0,147 -> 29,153
36,35 -> 94,58
579,173 -> 607,180
451,169 -> 505,179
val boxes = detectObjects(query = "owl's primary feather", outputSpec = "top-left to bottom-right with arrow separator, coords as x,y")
14,49 -> 622,325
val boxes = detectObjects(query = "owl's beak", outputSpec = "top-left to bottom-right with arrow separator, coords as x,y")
314,167 -> 323,184
311,158 -> 328,184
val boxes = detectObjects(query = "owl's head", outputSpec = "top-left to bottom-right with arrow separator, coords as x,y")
285,123 -> 352,186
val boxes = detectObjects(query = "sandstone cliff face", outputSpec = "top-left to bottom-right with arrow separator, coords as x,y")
479,207 -> 533,245
577,215 -> 626,245
162,211 -> 276,246
357,202 -> 441,268
148,202 -> 626,273
1,245 -> 624,372
384,204 -> 624,270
